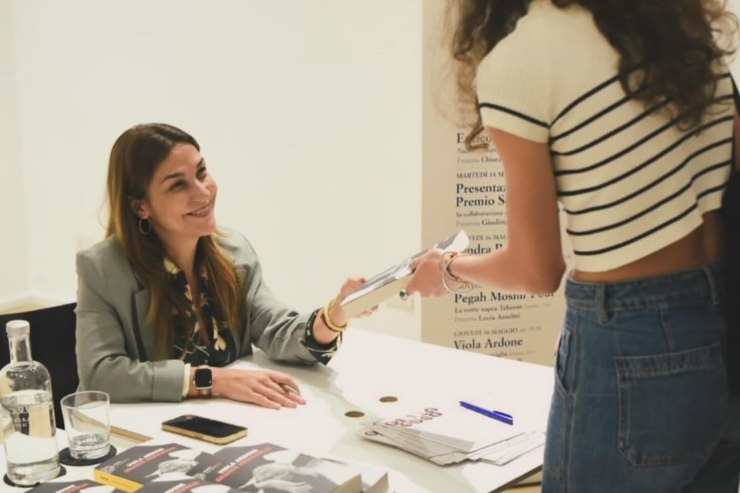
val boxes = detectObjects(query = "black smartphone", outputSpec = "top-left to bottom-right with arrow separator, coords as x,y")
161,414 -> 248,445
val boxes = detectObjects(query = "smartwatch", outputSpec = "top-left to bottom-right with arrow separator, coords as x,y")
193,366 -> 213,397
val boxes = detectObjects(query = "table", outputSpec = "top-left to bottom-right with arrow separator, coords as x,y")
108,328 -> 554,493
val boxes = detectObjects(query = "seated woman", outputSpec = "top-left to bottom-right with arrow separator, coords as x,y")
76,123 -> 366,408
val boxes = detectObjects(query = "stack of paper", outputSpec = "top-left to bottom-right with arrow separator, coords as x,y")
361,403 -> 544,466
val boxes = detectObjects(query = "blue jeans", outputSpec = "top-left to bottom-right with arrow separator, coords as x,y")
542,263 -> 740,492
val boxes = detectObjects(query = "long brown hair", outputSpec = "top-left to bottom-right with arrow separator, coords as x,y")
450,0 -> 738,149
106,123 -> 242,360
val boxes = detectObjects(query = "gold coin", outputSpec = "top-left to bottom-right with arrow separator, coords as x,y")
344,410 -> 365,418
379,396 -> 398,403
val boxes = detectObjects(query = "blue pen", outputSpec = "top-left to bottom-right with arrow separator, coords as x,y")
459,400 -> 514,425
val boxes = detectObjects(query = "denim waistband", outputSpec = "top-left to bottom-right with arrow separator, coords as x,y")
565,261 -> 724,312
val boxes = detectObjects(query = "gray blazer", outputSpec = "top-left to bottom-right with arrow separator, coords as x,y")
75,231 -> 317,402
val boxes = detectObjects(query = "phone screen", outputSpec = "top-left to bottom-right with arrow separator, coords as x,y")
162,414 -> 247,444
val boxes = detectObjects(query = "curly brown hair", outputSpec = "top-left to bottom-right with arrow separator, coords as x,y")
450,0 -> 738,150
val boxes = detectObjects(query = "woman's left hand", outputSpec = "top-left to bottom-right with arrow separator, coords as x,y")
312,277 -> 375,345
329,276 -> 376,325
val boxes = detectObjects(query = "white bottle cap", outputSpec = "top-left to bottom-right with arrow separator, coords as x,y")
6,320 -> 30,337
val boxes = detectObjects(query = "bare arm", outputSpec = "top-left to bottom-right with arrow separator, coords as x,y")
406,128 -> 566,295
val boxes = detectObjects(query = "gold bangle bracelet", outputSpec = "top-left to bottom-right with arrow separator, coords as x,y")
440,252 -> 473,294
441,271 -> 474,294
322,299 -> 348,333
442,251 -> 470,283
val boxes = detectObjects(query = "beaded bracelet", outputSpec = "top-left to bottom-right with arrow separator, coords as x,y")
305,307 -> 321,337
441,252 -> 473,294
322,299 -> 348,333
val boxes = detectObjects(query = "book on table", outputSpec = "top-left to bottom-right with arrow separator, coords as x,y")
203,443 -> 363,493
341,230 -> 469,318
350,461 -> 389,493
28,479 -> 117,493
92,441 -> 387,493
135,478 -> 240,492
93,442 -> 216,492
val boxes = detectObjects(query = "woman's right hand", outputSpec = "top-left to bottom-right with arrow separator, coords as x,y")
206,368 -> 306,409
405,248 -> 448,297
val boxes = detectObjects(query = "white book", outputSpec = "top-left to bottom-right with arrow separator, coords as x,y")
341,230 -> 469,318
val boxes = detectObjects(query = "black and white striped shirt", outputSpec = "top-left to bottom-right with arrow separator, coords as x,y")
476,0 -> 734,271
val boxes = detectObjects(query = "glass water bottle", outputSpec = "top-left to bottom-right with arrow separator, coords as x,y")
0,320 -> 60,485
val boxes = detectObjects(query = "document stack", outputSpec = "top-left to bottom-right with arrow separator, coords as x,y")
361,402 -> 545,466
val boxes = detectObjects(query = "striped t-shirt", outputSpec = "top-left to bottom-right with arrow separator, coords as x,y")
475,0 -> 734,272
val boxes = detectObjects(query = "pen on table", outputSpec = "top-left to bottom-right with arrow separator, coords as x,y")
459,400 -> 514,425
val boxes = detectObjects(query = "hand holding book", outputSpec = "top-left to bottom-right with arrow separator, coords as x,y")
312,276 -> 376,345
340,231 -> 469,317
405,248 -> 474,297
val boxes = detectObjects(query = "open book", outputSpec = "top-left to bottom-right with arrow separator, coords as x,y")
341,230 -> 469,318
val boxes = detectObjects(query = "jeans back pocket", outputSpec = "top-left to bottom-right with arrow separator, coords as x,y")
615,344 -> 728,467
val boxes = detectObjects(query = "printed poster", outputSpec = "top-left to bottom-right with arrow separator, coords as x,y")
421,0 -> 570,366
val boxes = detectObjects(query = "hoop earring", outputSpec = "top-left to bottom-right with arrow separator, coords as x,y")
138,218 -> 152,235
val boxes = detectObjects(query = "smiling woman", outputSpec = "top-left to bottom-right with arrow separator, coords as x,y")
74,123 -> 372,408
134,144 -> 218,257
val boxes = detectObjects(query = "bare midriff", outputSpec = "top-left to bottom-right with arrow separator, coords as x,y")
571,211 -> 725,282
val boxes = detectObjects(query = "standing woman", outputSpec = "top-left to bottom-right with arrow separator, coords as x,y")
407,0 -> 740,491
76,123 -> 365,408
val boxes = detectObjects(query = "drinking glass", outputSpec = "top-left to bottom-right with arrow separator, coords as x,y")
60,391 -> 111,460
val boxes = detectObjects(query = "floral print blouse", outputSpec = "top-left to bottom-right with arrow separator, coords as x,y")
164,258 -> 339,366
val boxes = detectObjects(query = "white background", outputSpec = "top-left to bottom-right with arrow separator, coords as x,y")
0,0 -> 422,338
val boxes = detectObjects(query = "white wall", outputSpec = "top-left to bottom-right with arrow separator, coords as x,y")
5,1 -> 740,338
3,0 -> 423,337
0,0 -> 29,305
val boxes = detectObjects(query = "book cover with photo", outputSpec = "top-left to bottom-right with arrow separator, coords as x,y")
203,443 -> 363,493
27,479 -> 118,493
135,478 -> 241,493
341,230 -> 469,317
93,443 -> 217,493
